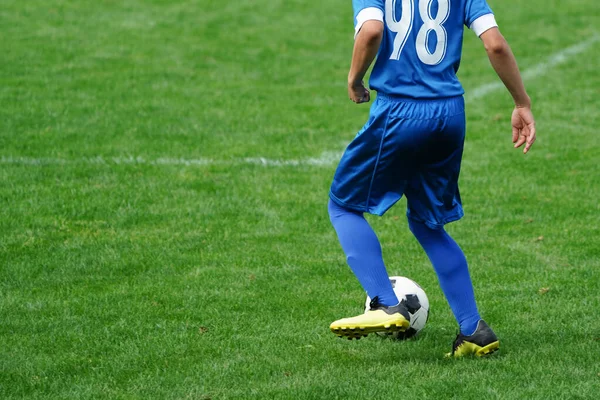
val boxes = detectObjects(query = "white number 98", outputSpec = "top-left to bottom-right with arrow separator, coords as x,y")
385,0 -> 450,65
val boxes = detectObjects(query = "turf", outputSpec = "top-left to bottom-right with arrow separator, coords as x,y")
1,0 -> 599,398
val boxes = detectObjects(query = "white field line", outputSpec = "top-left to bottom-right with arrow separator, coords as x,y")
0,152 -> 342,168
2,36 -> 597,169
467,34 -> 600,100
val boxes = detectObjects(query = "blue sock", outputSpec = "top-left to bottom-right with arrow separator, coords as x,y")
408,219 -> 480,335
328,199 -> 399,307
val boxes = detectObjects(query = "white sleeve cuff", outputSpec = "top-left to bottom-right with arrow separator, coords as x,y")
354,7 -> 384,39
470,14 -> 498,37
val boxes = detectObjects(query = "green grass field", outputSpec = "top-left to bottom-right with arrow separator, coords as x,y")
1,0 -> 599,398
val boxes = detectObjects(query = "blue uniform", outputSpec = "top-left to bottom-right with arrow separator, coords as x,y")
330,0 -> 496,228
353,0 -> 495,98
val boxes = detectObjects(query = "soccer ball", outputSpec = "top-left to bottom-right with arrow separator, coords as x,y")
365,276 -> 429,339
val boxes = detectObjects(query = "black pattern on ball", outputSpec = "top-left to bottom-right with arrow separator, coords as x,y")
401,294 -> 422,314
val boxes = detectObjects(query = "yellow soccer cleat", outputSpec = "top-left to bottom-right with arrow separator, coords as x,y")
330,296 -> 410,340
446,320 -> 500,358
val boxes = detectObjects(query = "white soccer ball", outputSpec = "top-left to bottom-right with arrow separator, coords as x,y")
365,276 -> 430,339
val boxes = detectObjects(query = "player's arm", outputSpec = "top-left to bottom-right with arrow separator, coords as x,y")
348,20 -> 383,104
480,27 -> 536,154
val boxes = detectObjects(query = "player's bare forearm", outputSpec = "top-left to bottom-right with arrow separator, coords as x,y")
348,20 -> 383,85
348,20 -> 383,103
480,28 -> 529,107
480,28 -> 536,153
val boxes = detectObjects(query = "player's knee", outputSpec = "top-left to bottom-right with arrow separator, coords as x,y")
328,198 -> 359,223
327,198 -> 342,222
408,218 -> 425,234
408,218 -> 444,239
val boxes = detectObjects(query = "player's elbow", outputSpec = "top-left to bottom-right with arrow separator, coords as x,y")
358,20 -> 384,44
480,27 -> 509,55
483,34 -> 508,55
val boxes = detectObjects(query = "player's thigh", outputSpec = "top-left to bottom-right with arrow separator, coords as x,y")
405,113 -> 466,228
330,100 -> 391,212
363,117 -> 440,215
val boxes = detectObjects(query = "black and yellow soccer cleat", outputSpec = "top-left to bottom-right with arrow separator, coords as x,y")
446,320 -> 500,358
330,296 -> 410,340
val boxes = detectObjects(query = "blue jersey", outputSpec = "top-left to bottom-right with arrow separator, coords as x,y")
353,0 -> 496,99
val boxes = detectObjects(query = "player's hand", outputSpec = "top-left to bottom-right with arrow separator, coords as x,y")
348,80 -> 370,104
511,105 -> 536,154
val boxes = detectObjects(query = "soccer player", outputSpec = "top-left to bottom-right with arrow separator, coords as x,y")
328,0 -> 536,357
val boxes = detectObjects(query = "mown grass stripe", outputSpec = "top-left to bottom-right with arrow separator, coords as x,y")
2,36 -> 597,170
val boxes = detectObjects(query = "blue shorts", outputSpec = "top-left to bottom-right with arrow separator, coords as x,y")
329,94 -> 466,229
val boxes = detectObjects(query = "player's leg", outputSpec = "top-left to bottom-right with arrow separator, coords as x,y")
407,219 -> 481,336
409,205 -> 498,355
328,199 -> 398,307
328,200 -> 410,339
403,97 -> 498,356
328,97 -> 410,339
